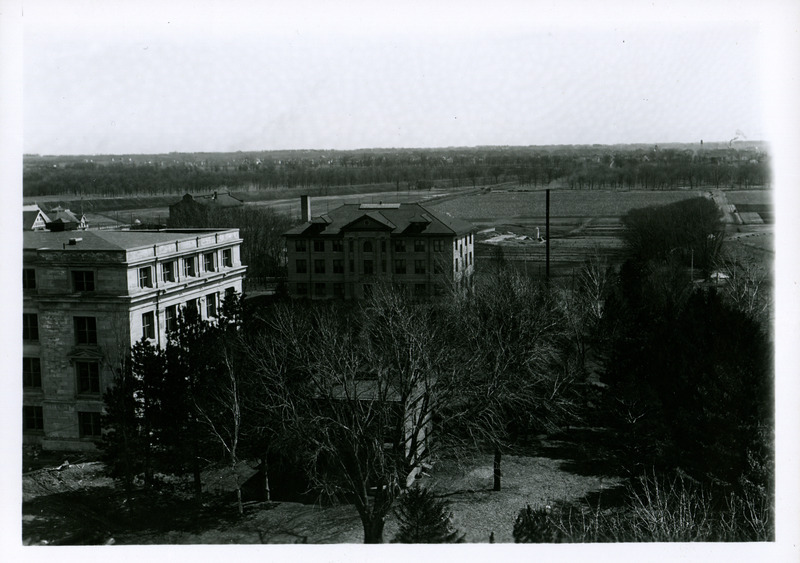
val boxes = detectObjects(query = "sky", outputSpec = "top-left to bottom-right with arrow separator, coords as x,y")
15,0 -> 790,156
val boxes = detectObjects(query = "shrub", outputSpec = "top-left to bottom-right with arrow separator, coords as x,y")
393,487 -> 464,543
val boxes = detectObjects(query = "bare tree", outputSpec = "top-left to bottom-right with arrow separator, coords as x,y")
194,346 -> 245,514
244,287 -> 453,543
714,246 -> 772,327
439,268 -> 578,491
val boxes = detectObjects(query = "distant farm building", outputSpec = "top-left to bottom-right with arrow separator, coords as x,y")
168,192 -> 245,225
23,204 -> 51,231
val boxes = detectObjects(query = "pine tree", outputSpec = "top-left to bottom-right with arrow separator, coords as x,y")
393,486 -> 464,543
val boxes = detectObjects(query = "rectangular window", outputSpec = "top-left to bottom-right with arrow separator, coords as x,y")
414,240 -> 425,252
434,261 -> 444,274
333,259 -> 344,274
74,316 -> 97,345
394,239 -> 406,253
381,259 -> 387,273
296,259 -> 307,274
165,305 -> 178,332
434,284 -> 445,297
314,240 -> 325,252
78,411 -> 102,438
223,248 -> 233,267
203,252 -> 216,273
161,261 -> 175,283
455,259 -> 459,272
415,283 -> 427,297
297,283 -> 308,296
23,269 -> 36,290
23,357 -> 42,388
314,259 -> 326,274
76,361 -> 100,394
295,239 -> 307,252
315,283 -> 326,297
23,313 -> 39,341
333,283 -> 344,298
348,240 -> 354,252
138,267 -> 153,288
142,311 -> 155,339
381,240 -> 386,252
363,260 -> 374,275
73,270 -> 95,292
415,259 -> 426,274
433,240 -> 444,252
183,257 -> 196,277
206,293 -> 217,318
332,240 -> 343,252
363,284 -> 373,299
23,406 -> 44,431
184,299 -> 199,317
349,259 -> 355,273
394,259 -> 406,274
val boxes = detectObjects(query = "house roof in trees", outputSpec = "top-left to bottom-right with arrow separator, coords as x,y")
284,202 -> 474,237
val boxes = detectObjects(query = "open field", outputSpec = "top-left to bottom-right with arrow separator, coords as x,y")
78,185 -> 482,227
38,184 -> 773,281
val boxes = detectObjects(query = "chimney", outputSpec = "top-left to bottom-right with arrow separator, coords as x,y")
301,195 -> 311,223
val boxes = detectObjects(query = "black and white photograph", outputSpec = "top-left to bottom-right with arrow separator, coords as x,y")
4,0 -> 799,560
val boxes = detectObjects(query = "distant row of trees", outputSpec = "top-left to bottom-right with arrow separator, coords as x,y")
24,145 -> 769,197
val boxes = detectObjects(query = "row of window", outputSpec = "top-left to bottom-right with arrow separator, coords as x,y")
22,249 -> 234,293
296,258 -> 446,276
295,282 -> 446,299
23,406 -> 101,438
295,238 -> 449,254
22,314 -> 97,344
23,356 -> 100,394
23,289 -> 235,344
143,289 -> 231,338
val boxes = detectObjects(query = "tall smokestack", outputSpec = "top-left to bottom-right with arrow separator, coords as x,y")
301,195 -> 311,222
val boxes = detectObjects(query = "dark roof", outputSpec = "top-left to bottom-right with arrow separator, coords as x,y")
174,192 -> 244,208
284,202 -> 474,237
47,209 -> 81,224
23,229 -> 237,253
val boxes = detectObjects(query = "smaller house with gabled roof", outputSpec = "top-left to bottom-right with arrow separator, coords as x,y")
23,204 -> 51,231
284,200 -> 475,300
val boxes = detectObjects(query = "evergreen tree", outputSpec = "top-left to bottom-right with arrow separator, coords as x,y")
393,486 -> 464,543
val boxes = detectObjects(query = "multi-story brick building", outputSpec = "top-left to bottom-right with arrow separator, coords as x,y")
22,228 -> 246,451
283,201 -> 475,299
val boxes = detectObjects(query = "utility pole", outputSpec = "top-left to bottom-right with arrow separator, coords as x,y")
545,189 -> 550,282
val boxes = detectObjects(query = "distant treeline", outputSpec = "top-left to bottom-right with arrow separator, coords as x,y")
24,144 -> 769,198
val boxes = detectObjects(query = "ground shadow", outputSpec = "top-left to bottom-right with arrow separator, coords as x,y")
22,486 -> 277,545
515,426 -> 630,479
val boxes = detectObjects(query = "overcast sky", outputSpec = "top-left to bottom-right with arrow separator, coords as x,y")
16,1 -> 794,155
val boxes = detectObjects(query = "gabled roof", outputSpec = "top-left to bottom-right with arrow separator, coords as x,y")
174,192 -> 244,208
23,205 -> 51,230
47,208 -> 81,224
284,202 -> 474,237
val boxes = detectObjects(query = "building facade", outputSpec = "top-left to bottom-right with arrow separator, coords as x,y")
284,202 -> 475,300
22,228 -> 246,451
